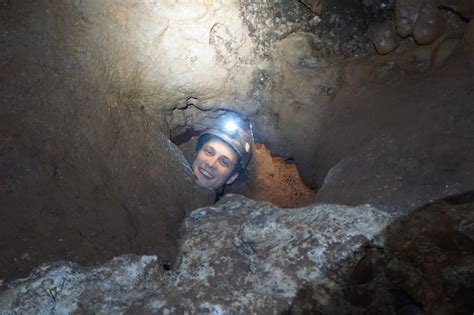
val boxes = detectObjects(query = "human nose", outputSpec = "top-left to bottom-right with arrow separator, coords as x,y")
205,156 -> 218,168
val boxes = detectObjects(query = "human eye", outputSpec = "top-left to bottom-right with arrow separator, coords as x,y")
204,147 -> 213,156
219,158 -> 230,168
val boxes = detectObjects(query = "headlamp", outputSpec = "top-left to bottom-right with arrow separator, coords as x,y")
223,120 -> 239,134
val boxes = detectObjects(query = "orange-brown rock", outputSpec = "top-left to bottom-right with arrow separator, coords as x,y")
238,144 -> 317,208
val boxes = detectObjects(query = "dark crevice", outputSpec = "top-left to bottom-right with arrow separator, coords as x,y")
438,5 -> 471,23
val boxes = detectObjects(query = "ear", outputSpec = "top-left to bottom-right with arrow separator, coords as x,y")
225,172 -> 239,185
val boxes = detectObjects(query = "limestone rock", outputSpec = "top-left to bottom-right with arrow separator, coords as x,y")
0,109 -> 215,282
0,255 -> 161,314
395,0 -> 424,37
315,128 -> 474,215
340,194 -> 474,314
1,0 -> 246,282
257,32 -> 344,186
382,194 -> 474,314
438,0 -> 474,19
413,0 -> 442,45
369,23 -> 399,54
238,0 -> 371,58
313,52 -> 474,214
0,195 -> 392,314
395,0 -> 443,44
3,195 -> 472,313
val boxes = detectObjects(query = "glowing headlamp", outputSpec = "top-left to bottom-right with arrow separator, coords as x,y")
223,120 -> 239,133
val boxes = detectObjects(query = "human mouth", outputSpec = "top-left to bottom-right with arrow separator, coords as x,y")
199,167 -> 215,180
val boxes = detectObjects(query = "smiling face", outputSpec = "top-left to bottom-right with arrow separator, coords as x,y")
192,138 -> 239,190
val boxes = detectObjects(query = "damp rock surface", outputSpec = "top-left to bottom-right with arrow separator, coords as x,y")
343,193 -> 474,314
1,0 -> 473,302
2,195 -> 472,314
0,195 -> 392,314
1,0 -> 217,282
369,23 -> 399,55
313,50 -> 474,214
0,255 -> 160,314
383,195 -> 474,314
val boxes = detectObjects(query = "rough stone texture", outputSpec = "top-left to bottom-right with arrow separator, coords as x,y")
313,49 -> 474,214
385,3 -> 467,67
228,144 -> 317,208
238,0 -> 372,58
369,23 -> 399,54
385,0 -> 467,56
382,194 -> 474,314
0,255 -> 160,314
0,195 -> 392,314
413,0 -> 442,45
0,102 -> 214,281
77,0 -> 259,116
254,32 -> 344,186
342,192 -> 474,314
2,0 -> 473,297
0,0 -> 215,282
301,0 -> 322,15
2,194 -> 473,314
438,0 -> 474,19
395,0 -> 424,37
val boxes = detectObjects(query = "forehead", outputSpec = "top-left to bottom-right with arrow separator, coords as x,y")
202,138 -> 237,160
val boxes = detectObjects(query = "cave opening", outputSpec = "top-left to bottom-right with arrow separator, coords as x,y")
0,0 -> 473,313
168,105 -> 318,208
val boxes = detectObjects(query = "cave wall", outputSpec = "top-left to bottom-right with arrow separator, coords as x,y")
0,1 -> 216,281
1,0 -> 473,281
250,1 -> 473,215
314,51 -> 474,214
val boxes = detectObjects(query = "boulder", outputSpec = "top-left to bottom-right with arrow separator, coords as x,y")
2,194 -> 472,313
382,193 -> 474,314
343,192 -> 474,314
0,195 -> 391,313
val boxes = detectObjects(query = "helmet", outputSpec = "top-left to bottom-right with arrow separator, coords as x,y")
196,120 -> 254,173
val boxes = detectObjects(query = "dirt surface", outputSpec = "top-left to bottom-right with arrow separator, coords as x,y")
229,144 -> 317,208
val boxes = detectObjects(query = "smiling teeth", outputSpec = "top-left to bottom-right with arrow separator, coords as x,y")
200,167 -> 214,179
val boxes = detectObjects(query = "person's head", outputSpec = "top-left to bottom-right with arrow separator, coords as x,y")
193,120 -> 253,190
192,137 -> 240,190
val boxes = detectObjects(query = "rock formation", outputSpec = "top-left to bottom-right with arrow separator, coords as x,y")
0,195 -> 392,313
1,0 -> 473,311
1,194 -> 472,313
